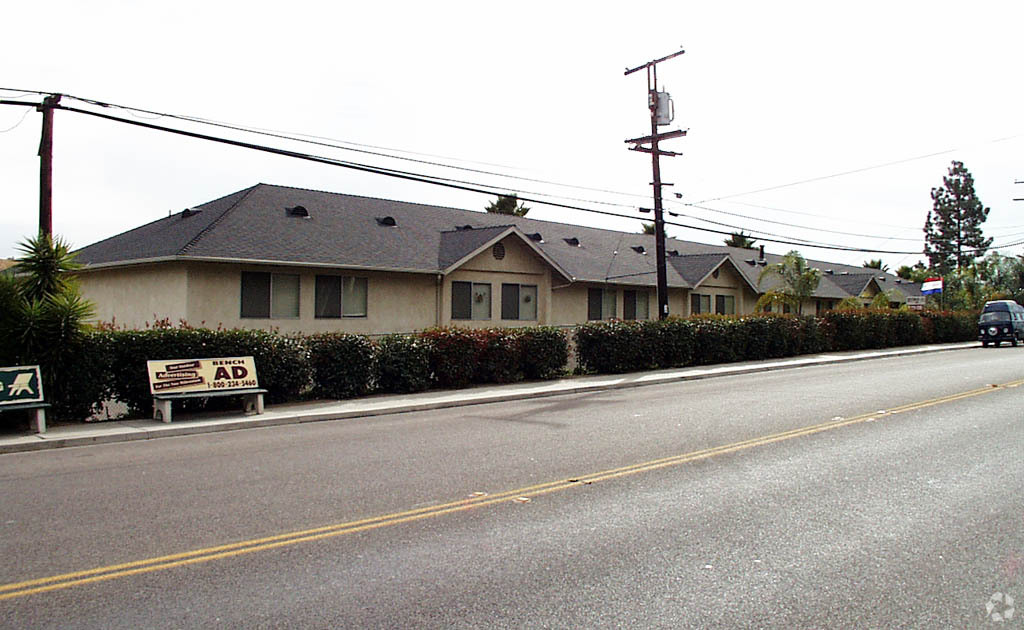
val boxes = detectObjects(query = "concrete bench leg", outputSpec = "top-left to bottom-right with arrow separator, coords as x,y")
32,407 -> 46,434
154,399 -> 173,423
243,393 -> 265,415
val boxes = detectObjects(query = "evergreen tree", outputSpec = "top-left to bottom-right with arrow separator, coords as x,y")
923,160 -> 992,273
485,193 -> 529,217
640,222 -> 656,234
724,231 -> 756,249
862,259 -> 889,272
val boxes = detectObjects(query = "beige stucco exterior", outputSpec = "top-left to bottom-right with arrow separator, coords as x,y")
77,234 -> 763,334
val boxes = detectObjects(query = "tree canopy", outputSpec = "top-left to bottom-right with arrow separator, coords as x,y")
485,194 -> 530,217
923,160 -> 992,273
755,250 -> 821,315
724,231 -> 757,249
862,259 -> 889,272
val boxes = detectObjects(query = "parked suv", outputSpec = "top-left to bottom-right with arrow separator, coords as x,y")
978,300 -> 1024,347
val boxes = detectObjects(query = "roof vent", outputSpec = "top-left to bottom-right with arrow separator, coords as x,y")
376,216 -> 397,227
757,260 -> 768,266
563,237 -> 580,247
631,246 -> 646,255
745,258 -> 757,266
825,269 -> 834,275
840,271 -> 849,275
878,276 -> 886,281
181,208 -> 201,218
668,250 -> 679,257
455,225 -> 474,231
286,205 -> 310,218
528,232 -> 543,242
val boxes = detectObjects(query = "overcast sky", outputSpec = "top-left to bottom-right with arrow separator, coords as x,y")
3,1 -> 1022,272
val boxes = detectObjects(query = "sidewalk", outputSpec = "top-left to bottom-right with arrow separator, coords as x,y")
0,342 -> 977,454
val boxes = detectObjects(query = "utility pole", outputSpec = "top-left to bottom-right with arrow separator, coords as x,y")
37,93 -> 61,237
625,49 -> 686,320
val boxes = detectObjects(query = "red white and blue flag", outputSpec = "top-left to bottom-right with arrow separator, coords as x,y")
921,277 -> 943,295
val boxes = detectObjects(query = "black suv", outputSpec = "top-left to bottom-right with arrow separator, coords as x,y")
978,300 -> 1024,347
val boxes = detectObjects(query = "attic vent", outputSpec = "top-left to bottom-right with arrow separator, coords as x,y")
286,205 -> 310,218
668,250 -> 679,257
631,246 -> 646,255
492,243 -> 506,260
528,232 -> 543,242
563,237 -> 580,247
376,216 -> 397,227
181,208 -> 201,218
456,225 -> 474,231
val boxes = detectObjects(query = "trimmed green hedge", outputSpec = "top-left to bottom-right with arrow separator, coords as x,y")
30,309 -> 976,422
575,310 -> 975,375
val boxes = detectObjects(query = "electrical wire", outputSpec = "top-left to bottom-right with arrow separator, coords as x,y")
52,102 -> 928,255
0,107 -> 32,133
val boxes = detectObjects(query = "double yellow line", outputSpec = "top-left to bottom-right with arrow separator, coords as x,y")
3,378 -> 1021,601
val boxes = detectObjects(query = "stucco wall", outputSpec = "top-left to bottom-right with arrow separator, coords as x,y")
78,264 -> 188,328
687,263 -> 758,315
442,235 -> 553,328
186,262 -> 438,335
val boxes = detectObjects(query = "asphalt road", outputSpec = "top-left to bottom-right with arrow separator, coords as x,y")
1,346 -> 1023,628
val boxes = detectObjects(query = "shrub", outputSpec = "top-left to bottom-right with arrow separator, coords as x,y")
306,332 -> 374,399
515,327 -> 569,380
103,325 -> 312,416
575,320 -> 658,374
421,327 -> 482,388
376,334 -> 432,394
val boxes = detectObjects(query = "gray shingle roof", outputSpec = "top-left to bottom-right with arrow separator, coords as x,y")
74,183 -> 919,299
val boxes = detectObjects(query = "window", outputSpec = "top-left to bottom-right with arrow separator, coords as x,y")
715,295 -> 736,315
501,284 -> 537,320
315,275 -> 368,318
588,288 -> 616,320
623,289 -> 649,320
452,281 -> 491,320
691,293 -> 711,315
241,272 -> 299,319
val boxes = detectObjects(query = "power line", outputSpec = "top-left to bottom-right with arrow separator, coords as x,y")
51,102 -> 929,255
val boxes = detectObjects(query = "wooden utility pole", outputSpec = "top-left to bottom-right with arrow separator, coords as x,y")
37,93 -> 61,237
625,50 -> 686,319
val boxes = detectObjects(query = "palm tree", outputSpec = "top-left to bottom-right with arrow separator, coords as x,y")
756,250 -> 821,315
640,222 -> 656,235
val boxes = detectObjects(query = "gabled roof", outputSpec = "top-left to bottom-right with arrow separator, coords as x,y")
74,183 -> 919,299
827,272 -> 882,297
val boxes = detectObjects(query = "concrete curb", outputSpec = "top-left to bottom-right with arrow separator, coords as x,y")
0,342 -> 978,455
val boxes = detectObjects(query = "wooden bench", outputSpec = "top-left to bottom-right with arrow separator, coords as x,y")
147,356 -> 267,423
0,365 -> 49,433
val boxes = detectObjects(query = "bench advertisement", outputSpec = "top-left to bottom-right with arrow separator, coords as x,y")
146,357 -> 259,394
0,365 -> 44,405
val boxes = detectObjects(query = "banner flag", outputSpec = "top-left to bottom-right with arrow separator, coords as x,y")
921,277 -> 943,295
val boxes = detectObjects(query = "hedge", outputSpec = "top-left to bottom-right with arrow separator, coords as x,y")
25,310 -> 976,422
575,310 -> 975,375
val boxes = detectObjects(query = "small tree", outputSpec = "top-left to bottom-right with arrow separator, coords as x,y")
924,160 -> 992,273
757,250 -> 821,315
862,259 -> 889,272
640,222 -> 656,235
485,193 -> 529,217
724,231 -> 757,249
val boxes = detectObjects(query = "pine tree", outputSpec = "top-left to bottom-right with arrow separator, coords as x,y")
923,160 -> 992,273
485,193 -> 529,217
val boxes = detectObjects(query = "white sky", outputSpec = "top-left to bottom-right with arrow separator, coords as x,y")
3,1 -> 1022,272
